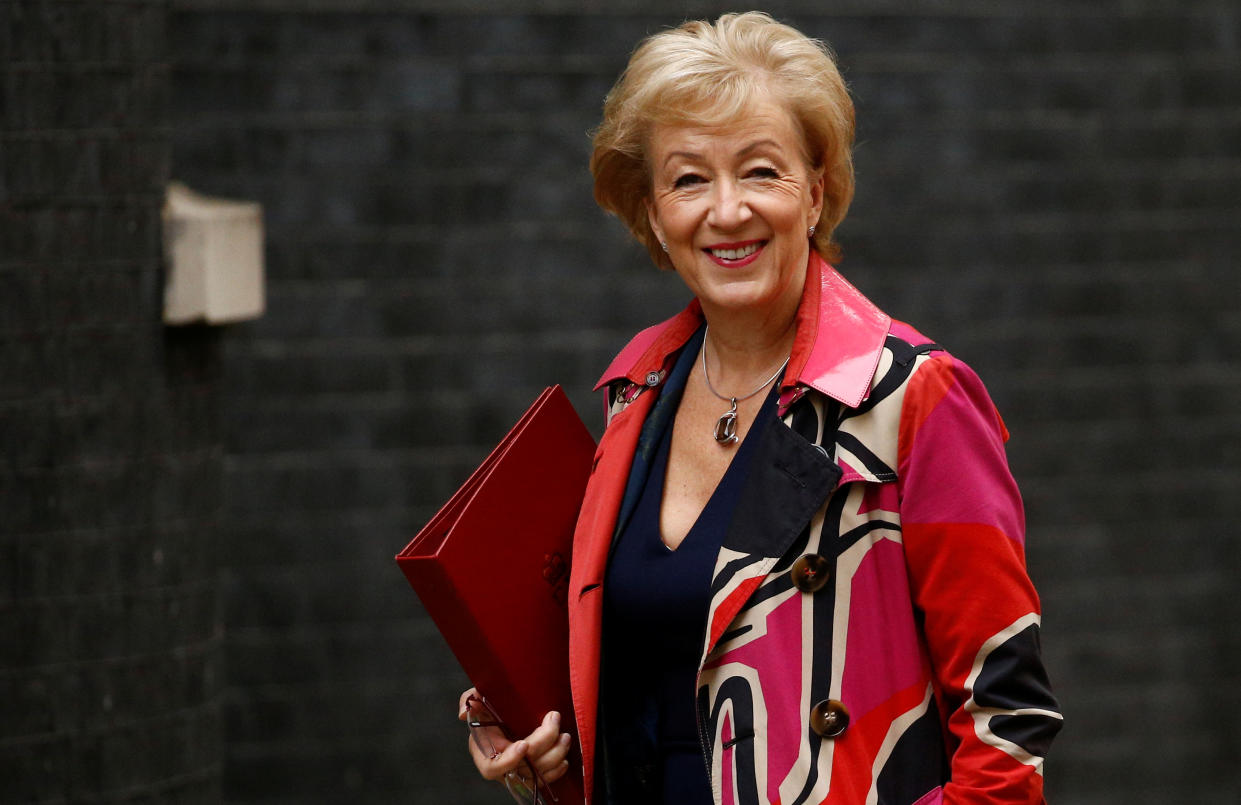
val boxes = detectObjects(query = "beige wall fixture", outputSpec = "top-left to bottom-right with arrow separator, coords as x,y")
162,182 -> 265,325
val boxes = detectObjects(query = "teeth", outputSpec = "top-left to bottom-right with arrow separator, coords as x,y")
710,243 -> 760,260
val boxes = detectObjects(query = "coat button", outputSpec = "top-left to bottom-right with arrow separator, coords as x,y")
810,699 -> 849,738
790,554 -> 831,593
645,370 -> 664,387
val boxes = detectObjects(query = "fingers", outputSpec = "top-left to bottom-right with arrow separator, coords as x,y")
467,730 -> 529,781
459,698 -> 575,786
523,711 -> 573,781
457,687 -> 479,722
530,732 -> 572,782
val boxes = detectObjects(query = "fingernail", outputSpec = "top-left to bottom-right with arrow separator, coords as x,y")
513,740 -> 528,755
559,733 -> 571,746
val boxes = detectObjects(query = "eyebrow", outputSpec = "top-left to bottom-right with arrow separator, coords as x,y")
661,139 -> 784,169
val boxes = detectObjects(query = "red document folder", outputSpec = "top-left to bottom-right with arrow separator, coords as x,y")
396,385 -> 595,803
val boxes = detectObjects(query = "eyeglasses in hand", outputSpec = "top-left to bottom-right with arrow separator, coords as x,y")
465,693 -> 558,804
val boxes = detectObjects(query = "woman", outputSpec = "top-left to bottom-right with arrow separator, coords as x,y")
461,12 -> 1062,804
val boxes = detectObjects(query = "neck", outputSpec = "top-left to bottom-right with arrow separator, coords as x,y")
699,262 -> 805,391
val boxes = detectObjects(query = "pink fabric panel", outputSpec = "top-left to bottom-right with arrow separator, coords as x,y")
841,539 -> 924,719
899,360 -> 1024,544
859,480 -> 899,515
714,592 -> 805,803
720,709 -> 736,805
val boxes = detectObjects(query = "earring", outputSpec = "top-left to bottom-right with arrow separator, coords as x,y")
660,242 -> 669,253
808,226 -> 816,238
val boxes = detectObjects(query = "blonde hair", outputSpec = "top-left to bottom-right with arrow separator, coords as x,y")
591,12 -> 856,269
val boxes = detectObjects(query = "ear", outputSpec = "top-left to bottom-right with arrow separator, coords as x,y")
645,198 -> 665,247
807,169 -> 825,229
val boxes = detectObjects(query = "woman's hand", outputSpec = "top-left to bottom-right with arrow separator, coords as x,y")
458,687 -> 573,786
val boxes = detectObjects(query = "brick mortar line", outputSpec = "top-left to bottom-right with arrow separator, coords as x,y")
224,625 -> 439,648
850,207 -> 1241,228
5,516 -> 226,538
1019,469 -> 1241,488
9,577 -> 218,607
849,258 -> 1212,278
1043,574 -> 1234,593
233,329 -> 636,353
2,193 -> 169,206
219,679 -> 435,700
218,390 -> 455,407
223,445 -> 482,469
219,508 -> 420,528
0,260 -> 158,270
18,0 -> 166,5
845,52 -> 1240,70
0,633 -> 223,678
1,711 -> 224,756
33,765 -> 225,805
174,110 -> 592,130
167,0 -> 1235,17
258,221 -> 598,241
1,521 -> 222,543
1020,418 -> 1241,436
1007,362 -> 1241,383
4,62 -> 171,72
173,54 -> 612,71
0,128 -> 174,141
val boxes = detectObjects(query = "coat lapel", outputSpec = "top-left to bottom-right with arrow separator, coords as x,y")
701,412 -> 842,656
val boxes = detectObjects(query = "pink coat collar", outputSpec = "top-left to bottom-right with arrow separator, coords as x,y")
595,254 -> 891,409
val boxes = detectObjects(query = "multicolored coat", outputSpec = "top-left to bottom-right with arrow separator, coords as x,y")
567,255 -> 1062,805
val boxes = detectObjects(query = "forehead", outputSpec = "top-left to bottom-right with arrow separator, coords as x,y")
648,99 -> 805,163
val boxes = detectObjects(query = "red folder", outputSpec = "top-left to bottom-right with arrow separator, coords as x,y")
396,385 -> 596,803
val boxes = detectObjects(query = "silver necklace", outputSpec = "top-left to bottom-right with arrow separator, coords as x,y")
701,326 -> 790,445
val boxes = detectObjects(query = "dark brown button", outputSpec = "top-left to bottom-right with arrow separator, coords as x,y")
790,554 -> 831,593
810,699 -> 849,738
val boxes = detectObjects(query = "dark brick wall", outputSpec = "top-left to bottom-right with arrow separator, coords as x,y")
1,0 -> 224,801
167,1 -> 1237,803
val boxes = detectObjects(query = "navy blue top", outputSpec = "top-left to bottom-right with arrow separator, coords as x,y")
600,350 -> 778,804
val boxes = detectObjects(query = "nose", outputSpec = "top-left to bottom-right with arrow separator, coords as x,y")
706,179 -> 751,231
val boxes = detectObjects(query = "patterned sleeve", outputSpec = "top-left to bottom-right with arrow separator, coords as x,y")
896,352 -> 1063,804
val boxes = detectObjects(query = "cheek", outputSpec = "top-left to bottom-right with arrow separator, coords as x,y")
658,203 -> 698,239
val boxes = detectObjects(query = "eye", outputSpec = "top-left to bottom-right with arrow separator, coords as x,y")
747,166 -> 779,179
673,173 -> 706,189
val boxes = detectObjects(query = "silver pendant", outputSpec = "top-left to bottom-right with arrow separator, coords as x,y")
713,397 -> 739,444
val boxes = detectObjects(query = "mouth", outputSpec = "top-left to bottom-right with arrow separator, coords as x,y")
704,240 -> 765,267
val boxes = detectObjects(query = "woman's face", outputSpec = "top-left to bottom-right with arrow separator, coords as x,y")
645,99 -> 824,320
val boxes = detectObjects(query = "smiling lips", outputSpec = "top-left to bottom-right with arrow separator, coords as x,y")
706,240 -> 765,267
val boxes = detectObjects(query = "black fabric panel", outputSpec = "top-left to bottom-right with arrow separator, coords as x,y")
972,625 -> 1060,713
705,676 -> 760,805
875,704 -> 949,805
720,415 -> 841,560
988,713 -> 1061,760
